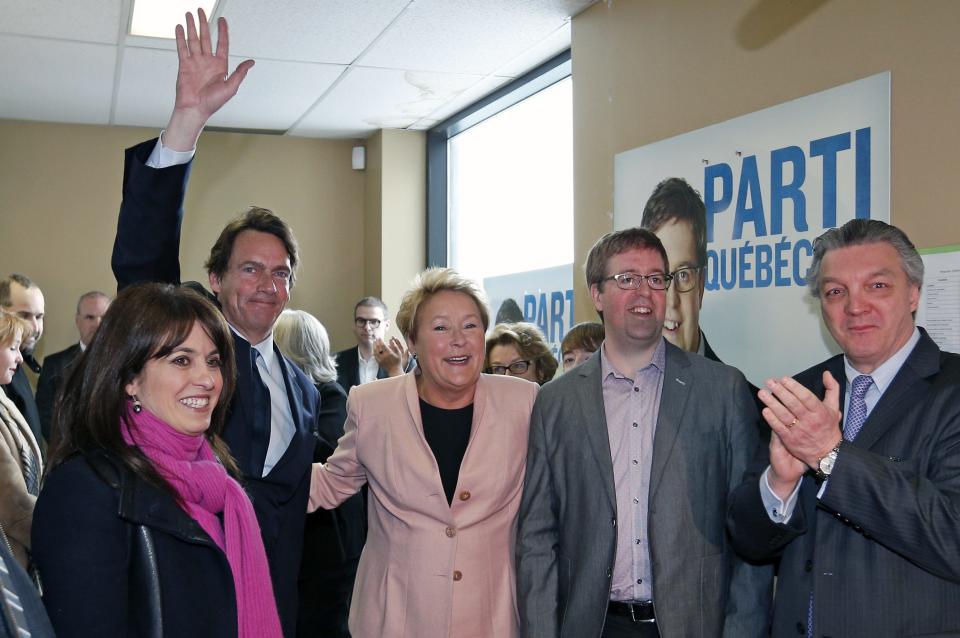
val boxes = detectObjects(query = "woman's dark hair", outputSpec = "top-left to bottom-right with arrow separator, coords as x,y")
47,283 -> 239,492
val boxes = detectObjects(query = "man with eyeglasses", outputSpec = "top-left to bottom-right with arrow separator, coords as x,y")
517,227 -> 771,637
335,297 -> 410,394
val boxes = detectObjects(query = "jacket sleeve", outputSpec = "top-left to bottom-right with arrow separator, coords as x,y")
308,390 -> 368,511
515,395 -> 561,638
111,138 -> 192,291
721,372 -> 774,637
32,459 -> 130,637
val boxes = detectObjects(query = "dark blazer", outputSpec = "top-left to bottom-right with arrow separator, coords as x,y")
335,345 -> 389,393
35,343 -> 81,442
1,364 -> 41,447
298,380 -> 363,638
727,329 -> 960,637
516,342 -> 772,638
33,452 -> 239,638
110,138 -> 360,637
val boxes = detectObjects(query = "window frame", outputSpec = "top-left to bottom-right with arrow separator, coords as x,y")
426,50 -> 572,267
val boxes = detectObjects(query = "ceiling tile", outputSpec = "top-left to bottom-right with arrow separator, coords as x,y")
289,66 -> 481,138
223,0 -> 410,63
114,47 -> 346,131
0,35 -> 116,124
495,21 -> 570,78
0,0 -> 122,44
357,0 -> 587,74
410,74 -> 515,128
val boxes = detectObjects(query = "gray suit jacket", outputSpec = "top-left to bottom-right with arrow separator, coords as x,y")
516,340 -> 771,638
727,329 -> 960,637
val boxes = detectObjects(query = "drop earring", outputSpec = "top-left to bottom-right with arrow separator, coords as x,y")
131,395 -> 142,413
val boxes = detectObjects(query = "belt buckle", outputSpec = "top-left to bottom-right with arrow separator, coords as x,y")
629,602 -> 655,624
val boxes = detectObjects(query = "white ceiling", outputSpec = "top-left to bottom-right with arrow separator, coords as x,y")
0,0 -> 594,139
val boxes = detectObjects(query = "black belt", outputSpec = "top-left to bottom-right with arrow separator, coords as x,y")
608,600 -> 656,623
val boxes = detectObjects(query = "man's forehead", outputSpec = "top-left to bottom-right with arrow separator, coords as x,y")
229,230 -> 292,267
79,297 -> 110,314
609,246 -> 667,269
9,283 -> 44,310
356,305 -> 385,319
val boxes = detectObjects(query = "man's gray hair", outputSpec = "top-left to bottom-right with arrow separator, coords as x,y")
76,291 -> 111,315
806,219 -> 924,297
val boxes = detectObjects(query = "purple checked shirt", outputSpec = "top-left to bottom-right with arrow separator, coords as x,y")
601,338 -> 665,602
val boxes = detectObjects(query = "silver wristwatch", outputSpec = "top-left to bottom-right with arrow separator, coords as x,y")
815,441 -> 842,482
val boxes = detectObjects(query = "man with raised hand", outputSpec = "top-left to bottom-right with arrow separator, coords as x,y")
111,11 -> 362,637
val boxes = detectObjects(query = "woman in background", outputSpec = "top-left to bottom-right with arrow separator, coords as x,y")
274,308 -> 360,638
559,321 -> 604,372
0,312 -> 42,573
33,283 -> 282,638
485,321 -> 558,385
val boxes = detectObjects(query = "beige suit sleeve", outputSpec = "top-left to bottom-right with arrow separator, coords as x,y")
308,391 -> 368,512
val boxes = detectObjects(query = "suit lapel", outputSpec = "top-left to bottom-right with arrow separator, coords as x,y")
649,343 -> 692,498
853,331 -> 939,450
576,354 -> 618,511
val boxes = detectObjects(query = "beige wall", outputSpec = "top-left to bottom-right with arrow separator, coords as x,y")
571,0 -> 960,321
361,129 -> 427,345
0,119 -> 367,370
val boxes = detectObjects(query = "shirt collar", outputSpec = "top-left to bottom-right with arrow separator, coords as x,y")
600,337 -> 666,381
229,324 -> 276,369
843,327 -> 920,395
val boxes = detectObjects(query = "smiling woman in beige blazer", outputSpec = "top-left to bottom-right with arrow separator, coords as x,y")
310,268 -> 539,638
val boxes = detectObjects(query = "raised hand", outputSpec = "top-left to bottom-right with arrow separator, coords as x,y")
163,8 -> 254,151
373,337 -> 409,377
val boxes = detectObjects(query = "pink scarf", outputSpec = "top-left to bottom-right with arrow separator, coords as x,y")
122,407 -> 282,638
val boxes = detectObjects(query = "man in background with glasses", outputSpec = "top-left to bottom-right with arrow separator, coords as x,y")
335,297 -> 410,394
517,227 -> 771,638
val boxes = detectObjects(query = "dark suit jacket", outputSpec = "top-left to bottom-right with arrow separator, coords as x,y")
727,329 -> 960,637
35,343 -> 80,442
334,345 -> 389,394
516,341 -> 772,638
1,363 -> 41,448
110,138 -> 361,637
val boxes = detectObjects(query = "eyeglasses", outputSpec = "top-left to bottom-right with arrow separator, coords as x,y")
602,272 -> 672,291
669,266 -> 703,293
490,360 -> 531,375
354,318 -> 381,328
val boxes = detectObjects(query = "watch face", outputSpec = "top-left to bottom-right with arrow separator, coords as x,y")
819,451 -> 837,475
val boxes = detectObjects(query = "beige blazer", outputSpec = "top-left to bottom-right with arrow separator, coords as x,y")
0,391 -> 42,569
310,372 -> 538,638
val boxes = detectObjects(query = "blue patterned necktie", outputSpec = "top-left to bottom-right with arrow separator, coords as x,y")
843,375 -> 874,441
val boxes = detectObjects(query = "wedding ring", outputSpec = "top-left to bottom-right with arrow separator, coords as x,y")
788,419 -> 798,428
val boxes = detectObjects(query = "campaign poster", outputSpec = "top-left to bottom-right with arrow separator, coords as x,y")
614,72 -> 890,384
484,263 -> 575,361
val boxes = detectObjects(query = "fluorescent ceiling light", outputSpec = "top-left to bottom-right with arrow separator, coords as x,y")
130,0 -> 219,39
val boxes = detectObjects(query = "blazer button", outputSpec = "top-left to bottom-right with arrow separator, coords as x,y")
453,570 -> 463,581
795,621 -> 805,634
804,560 -> 813,572
459,491 -> 471,501
445,527 -> 457,538
612,518 -> 617,527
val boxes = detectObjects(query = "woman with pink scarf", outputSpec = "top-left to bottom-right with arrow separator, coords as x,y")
32,283 -> 282,638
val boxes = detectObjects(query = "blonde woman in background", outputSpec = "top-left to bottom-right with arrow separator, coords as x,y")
0,312 -> 42,573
